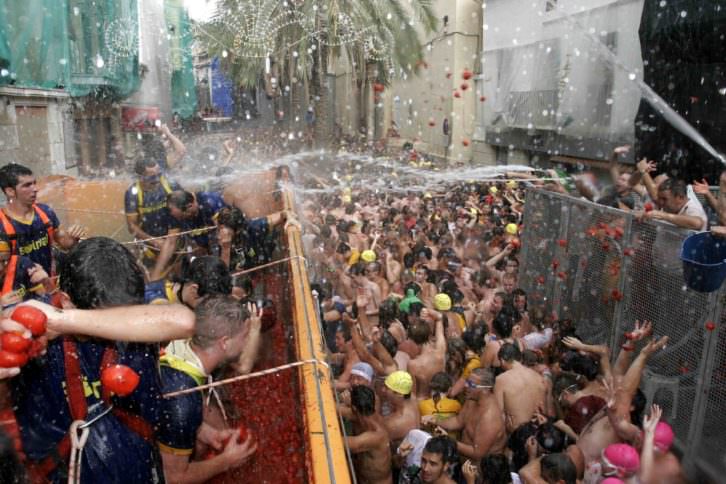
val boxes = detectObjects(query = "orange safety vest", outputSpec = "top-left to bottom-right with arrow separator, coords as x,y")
0,255 -> 17,296
0,204 -> 56,254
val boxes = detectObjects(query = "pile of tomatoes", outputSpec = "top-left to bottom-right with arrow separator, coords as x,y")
211,272 -> 310,483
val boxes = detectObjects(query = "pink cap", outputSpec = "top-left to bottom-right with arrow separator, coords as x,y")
603,443 -> 640,475
654,421 -> 675,452
601,478 -> 625,484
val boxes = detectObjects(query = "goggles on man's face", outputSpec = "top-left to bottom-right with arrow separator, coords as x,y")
141,174 -> 160,184
465,379 -> 491,390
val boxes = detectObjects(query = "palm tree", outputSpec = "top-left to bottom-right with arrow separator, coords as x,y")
196,0 -> 437,144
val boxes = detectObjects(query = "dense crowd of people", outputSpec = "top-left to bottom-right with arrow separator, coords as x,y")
299,152 -> 696,484
0,130 -> 712,483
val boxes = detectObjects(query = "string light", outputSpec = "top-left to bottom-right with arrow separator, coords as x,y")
202,1 -> 393,64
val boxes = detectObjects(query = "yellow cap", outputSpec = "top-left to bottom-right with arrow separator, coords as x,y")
342,187 -> 352,195
423,192 -> 433,199
506,180 -> 517,189
489,186 -> 498,194
0,241 -> 9,252
384,371 -> 413,396
434,293 -> 452,311
505,223 -> 518,235
361,250 -> 377,263
342,195 -> 352,204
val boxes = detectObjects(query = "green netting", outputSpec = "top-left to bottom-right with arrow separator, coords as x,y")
0,0 -> 71,88
165,0 -> 198,119
0,0 -> 140,99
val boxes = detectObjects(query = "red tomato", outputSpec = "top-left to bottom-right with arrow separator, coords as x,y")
237,424 -> 249,443
557,239 -> 567,248
611,289 -> 623,301
536,276 -> 545,285
27,338 -> 47,358
557,271 -> 566,280
480,96 -> 486,102
510,238 -> 521,249
623,248 -> 634,256
551,260 -> 559,270
0,350 -> 28,368
101,364 -> 140,396
453,91 -> 461,98
460,82 -> 469,91
1,332 -> 31,353
462,69 -> 473,80
706,321 -> 716,331
644,202 -> 654,212
461,138 -> 470,146
613,227 -> 624,239
11,307 -> 47,337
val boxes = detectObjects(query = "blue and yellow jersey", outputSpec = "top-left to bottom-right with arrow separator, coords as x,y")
230,217 -> 273,270
158,351 -> 206,456
124,175 -> 181,237
144,279 -> 179,305
170,191 -> 228,248
3,255 -> 47,306
11,338 -> 164,483
0,203 -> 59,274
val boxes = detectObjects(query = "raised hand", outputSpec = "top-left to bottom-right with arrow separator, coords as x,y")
642,404 -> 662,436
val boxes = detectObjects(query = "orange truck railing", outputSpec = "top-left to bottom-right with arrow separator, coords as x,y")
282,187 -> 353,484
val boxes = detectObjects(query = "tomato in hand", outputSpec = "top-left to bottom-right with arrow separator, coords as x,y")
101,364 -> 140,396
0,350 -> 28,368
644,202 -> 654,212
11,307 -> 47,337
1,332 -> 31,353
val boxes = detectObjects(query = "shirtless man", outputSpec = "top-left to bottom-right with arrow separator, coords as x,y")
347,385 -> 393,484
639,405 -> 684,484
494,343 -> 547,432
419,436 -> 458,484
333,324 -> 360,390
366,261 -> 390,299
578,337 -> 668,482
407,310 -> 447,400
478,291 -> 505,334
426,368 -> 506,460
380,371 -> 420,445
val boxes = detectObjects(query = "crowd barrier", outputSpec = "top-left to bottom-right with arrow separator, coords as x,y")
519,189 -> 724,482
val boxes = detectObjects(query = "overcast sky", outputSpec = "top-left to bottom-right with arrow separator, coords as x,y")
184,0 -> 214,22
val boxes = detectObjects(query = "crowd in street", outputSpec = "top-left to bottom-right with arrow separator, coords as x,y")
299,151 -> 696,483
0,125 -> 713,483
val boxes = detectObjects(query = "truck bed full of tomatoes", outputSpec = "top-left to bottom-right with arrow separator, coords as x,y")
210,271 -> 311,483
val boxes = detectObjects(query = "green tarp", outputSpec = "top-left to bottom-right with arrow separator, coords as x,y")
0,0 -> 139,99
165,0 -> 198,118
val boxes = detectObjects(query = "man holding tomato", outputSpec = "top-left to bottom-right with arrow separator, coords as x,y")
158,295 -> 259,482
3,237 -> 195,483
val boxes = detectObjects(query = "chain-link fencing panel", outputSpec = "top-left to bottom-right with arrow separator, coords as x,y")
519,189 -> 567,311
690,307 -> 726,481
616,220 -> 712,442
519,188 -> 724,481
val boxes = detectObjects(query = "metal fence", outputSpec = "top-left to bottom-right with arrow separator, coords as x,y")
518,189 -> 724,482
